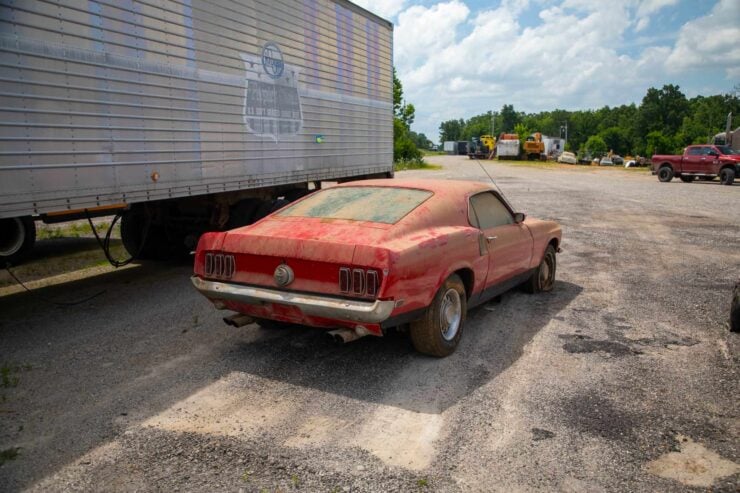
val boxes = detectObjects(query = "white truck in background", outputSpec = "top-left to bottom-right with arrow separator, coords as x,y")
0,0 -> 393,264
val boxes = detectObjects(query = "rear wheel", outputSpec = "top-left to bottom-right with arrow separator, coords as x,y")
719,167 -> 735,186
525,245 -> 557,294
679,175 -> 696,183
0,216 -> 36,266
658,166 -> 674,182
410,274 -> 466,357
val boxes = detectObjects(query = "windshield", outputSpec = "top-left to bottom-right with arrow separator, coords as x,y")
278,186 -> 433,224
717,145 -> 740,155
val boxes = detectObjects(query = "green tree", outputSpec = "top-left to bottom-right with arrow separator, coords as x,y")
439,119 -> 464,143
584,135 -> 608,157
645,130 -> 676,156
392,69 -> 420,162
500,104 -> 519,133
598,127 -> 629,155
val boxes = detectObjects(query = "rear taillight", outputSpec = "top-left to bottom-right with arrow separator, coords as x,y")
204,252 -> 235,279
339,267 -> 380,297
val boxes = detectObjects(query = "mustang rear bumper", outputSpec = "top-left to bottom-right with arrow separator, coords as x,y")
191,276 -> 395,324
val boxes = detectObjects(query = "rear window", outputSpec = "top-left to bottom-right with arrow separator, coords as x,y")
277,186 -> 433,224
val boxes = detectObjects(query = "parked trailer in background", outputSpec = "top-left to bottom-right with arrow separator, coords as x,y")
0,0 -> 393,264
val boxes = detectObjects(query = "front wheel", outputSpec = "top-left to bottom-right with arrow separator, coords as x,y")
410,274 -> 467,357
525,245 -> 556,294
679,175 -> 696,183
657,166 -> 674,182
719,168 -> 735,186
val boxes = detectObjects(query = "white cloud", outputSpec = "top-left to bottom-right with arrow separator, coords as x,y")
392,0 -> 739,140
394,1 -> 470,70
665,0 -> 740,74
352,0 -> 408,19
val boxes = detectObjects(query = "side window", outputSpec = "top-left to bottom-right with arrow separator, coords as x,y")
469,192 -> 513,229
687,147 -> 703,156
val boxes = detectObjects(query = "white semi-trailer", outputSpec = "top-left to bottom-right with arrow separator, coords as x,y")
0,0 -> 393,263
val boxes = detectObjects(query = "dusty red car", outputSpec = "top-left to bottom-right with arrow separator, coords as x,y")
192,179 -> 562,357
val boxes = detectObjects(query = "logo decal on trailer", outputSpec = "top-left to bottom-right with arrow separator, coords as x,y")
241,42 -> 303,142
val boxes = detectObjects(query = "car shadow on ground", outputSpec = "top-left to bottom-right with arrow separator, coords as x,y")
222,280 -> 582,414
0,266 -> 580,490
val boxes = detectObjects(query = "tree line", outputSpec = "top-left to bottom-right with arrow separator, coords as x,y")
436,84 -> 740,157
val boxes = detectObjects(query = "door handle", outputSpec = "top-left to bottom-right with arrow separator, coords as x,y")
486,236 -> 497,242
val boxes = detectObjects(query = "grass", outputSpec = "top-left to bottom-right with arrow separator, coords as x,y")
394,158 -> 442,171
37,221 -> 120,240
420,149 -> 446,156
1,364 -> 22,388
0,447 -> 20,465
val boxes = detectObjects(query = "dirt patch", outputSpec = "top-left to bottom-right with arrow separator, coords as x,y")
646,435 -> 740,487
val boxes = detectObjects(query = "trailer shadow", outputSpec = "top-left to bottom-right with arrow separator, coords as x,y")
222,280 -> 582,414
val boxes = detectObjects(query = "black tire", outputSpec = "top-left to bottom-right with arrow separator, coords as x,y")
719,167 -> 735,186
121,205 -> 169,260
409,274 -> 467,357
679,175 -> 696,183
524,245 -> 557,294
657,166 -> 674,182
226,199 -> 260,230
0,216 -> 36,267
254,318 -> 293,330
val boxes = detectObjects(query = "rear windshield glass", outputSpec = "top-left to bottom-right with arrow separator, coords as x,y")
278,186 -> 433,224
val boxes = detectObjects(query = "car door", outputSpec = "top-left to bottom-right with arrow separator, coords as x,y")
468,192 -> 533,289
682,146 -> 705,173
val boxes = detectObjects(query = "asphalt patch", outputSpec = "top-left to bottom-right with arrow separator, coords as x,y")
559,334 -> 641,357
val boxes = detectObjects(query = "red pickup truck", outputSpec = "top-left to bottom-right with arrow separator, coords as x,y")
652,145 -> 740,185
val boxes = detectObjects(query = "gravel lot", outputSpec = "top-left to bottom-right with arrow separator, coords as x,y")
1,156 -> 738,492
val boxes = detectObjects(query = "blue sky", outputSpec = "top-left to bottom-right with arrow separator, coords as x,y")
354,0 -> 740,141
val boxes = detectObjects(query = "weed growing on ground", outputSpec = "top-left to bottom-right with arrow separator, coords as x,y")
0,447 -> 20,465
1,364 -> 19,388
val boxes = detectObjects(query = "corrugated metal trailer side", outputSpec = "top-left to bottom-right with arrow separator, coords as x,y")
0,0 -> 393,219
0,0 -> 393,262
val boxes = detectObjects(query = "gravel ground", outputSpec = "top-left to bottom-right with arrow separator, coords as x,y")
0,156 -> 738,492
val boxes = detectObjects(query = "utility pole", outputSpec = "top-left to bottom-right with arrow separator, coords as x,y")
491,111 -> 496,137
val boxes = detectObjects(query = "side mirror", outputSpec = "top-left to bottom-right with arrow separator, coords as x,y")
514,212 -> 526,223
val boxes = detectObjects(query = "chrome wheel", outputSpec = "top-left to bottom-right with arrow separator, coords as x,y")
439,288 -> 462,341
540,249 -> 556,291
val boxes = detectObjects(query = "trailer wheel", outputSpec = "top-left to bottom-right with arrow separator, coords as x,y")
226,199 -> 260,229
121,205 -> 168,260
657,166 -> 674,182
0,216 -> 36,266
719,167 -> 735,186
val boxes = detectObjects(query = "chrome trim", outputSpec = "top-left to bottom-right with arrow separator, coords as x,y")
191,276 -> 395,324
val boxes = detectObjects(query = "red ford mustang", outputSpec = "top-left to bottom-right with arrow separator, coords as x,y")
192,179 -> 562,357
